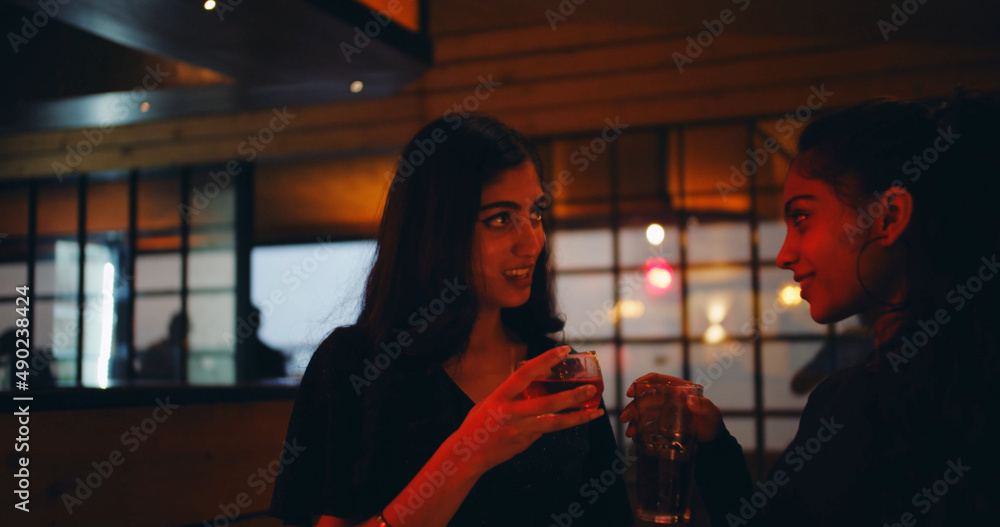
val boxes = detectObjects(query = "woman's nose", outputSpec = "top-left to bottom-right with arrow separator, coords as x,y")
515,220 -> 543,257
776,236 -> 796,269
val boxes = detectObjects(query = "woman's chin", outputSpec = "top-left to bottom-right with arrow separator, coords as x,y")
808,302 -> 854,325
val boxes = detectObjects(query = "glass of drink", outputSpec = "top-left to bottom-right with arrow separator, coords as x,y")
517,351 -> 603,412
631,380 -> 703,524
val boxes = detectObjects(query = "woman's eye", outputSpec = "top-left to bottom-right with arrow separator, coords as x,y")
484,212 -> 511,227
529,207 -> 543,222
791,213 -> 808,227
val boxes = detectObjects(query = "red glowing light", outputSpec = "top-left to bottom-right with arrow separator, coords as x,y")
644,258 -> 673,294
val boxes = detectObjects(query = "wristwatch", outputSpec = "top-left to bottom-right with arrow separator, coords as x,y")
375,512 -> 391,527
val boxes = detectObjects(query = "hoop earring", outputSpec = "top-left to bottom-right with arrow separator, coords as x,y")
856,235 -> 909,311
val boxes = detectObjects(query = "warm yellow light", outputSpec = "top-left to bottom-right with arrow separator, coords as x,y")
646,223 -> 665,245
608,300 -> 644,323
350,80 -> 364,93
140,101 -> 150,113
706,300 -> 728,324
619,300 -> 645,319
704,324 -> 726,344
648,267 -> 672,290
779,284 -> 803,306
204,0 -> 216,10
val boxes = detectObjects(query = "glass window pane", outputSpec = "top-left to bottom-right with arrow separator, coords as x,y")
726,416 -> 756,452
765,418 -> 800,453
251,241 -> 375,367
617,131 -> 662,198
138,173 -> 180,232
87,178 -> 129,233
33,298 -> 78,385
37,180 -> 78,237
0,263 -> 27,288
692,342 -> 753,411
618,224 -> 679,267
188,292 -> 235,385
188,168 -> 236,228
683,124 -> 749,196
136,253 -> 182,292
758,220 -> 786,263
752,133 -> 793,192
688,221 -> 751,264
759,267 -> 824,336
551,229 -> 612,271
188,249 -> 235,289
35,240 -> 80,297
557,272 -> 614,340
621,343 -> 682,410
551,136 -> 611,201
763,340 -> 821,411
688,267 -> 752,337
619,270 -> 681,338
134,295 -> 182,381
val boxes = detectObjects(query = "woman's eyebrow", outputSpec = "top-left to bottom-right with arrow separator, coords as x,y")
783,194 -> 816,216
480,200 -> 521,211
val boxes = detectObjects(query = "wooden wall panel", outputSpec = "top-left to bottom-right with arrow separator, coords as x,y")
1,28 -> 998,181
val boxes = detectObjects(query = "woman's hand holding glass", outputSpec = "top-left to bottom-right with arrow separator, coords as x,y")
453,345 -> 605,475
619,373 -> 724,443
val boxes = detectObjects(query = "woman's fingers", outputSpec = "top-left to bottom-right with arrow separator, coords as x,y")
525,407 -> 606,434
515,383 -> 596,416
499,345 -> 571,399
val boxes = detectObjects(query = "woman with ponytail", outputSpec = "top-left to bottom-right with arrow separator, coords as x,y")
623,89 -> 1000,526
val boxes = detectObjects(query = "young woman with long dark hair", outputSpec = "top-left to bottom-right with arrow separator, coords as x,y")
269,115 -> 634,527
623,89 -> 1000,525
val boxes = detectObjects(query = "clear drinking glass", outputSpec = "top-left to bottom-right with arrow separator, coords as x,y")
631,380 -> 704,524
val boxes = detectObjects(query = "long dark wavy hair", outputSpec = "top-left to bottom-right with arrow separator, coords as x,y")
347,113 -> 564,367
794,89 -> 1000,455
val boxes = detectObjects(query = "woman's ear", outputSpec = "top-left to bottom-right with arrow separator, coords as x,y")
875,187 -> 914,246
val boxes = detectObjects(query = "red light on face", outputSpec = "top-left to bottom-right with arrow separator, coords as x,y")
644,258 -> 673,294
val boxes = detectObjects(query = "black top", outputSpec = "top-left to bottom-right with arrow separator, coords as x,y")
268,326 -> 635,526
694,350 -> 998,526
